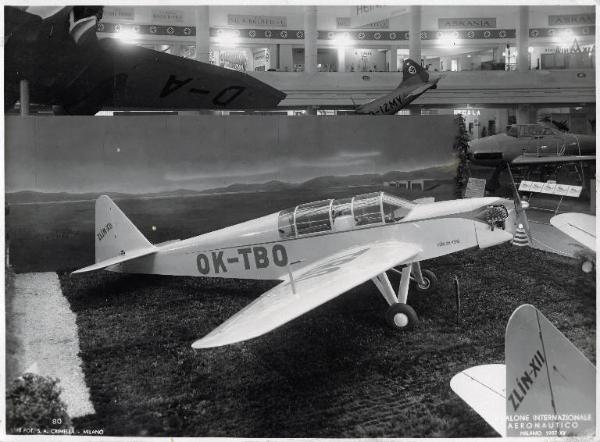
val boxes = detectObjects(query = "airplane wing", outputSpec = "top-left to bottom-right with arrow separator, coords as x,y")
5,6 -> 40,37
192,241 -> 421,348
450,364 -> 506,437
98,39 -> 286,110
550,213 -> 596,252
512,154 -> 595,165
404,82 -> 435,100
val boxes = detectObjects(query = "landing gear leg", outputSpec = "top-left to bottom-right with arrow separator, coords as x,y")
371,263 -> 419,331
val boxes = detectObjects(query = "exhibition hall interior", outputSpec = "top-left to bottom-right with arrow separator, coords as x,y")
4,3 -> 597,439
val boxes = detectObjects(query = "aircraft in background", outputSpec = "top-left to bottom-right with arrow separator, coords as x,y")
354,59 -> 442,115
550,212 -> 596,273
451,304 -> 595,437
5,6 -> 286,115
74,191 -> 526,349
468,123 -> 595,167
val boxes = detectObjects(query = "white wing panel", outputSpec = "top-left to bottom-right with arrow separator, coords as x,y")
550,213 -> 596,252
450,364 -> 506,437
192,241 -> 421,348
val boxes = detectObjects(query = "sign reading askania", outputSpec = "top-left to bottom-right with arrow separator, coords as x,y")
228,15 -> 287,27
439,17 -> 496,29
549,14 -> 594,26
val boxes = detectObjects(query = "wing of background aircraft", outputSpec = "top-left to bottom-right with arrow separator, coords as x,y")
192,242 -> 421,348
511,155 -> 596,165
96,39 -> 287,111
451,304 -> 596,437
550,213 -> 596,252
59,38 -> 287,114
5,5 -> 286,114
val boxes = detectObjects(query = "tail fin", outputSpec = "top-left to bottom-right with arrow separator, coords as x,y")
402,58 -> 429,83
73,195 -> 156,274
505,304 -> 595,437
451,304 -> 596,437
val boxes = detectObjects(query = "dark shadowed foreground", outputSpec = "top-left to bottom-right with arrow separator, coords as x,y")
59,244 -> 595,438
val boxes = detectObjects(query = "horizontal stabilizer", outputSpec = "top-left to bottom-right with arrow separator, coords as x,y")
72,246 -> 156,274
450,364 -> 507,437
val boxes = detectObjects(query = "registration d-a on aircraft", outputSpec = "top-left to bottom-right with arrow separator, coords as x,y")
5,6 -> 285,114
451,304 -> 595,437
74,192 -> 525,348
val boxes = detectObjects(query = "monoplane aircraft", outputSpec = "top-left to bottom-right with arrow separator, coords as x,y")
5,6 -> 286,114
354,59 -> 442,115
451,304 -> 595,437
468,123 -> 595,167
74,191 -> 526,348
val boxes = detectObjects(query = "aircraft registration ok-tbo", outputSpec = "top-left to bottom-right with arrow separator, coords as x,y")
74,192 -> 526,348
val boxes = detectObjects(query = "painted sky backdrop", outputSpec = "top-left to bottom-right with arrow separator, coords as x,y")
6,115 -> 457,194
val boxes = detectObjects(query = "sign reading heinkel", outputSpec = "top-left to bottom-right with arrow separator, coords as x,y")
228,15 -> 287,27
438,17 -> 497,29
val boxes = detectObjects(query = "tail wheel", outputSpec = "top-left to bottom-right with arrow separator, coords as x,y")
412,269 -> 438,293
386,303 -> 418,331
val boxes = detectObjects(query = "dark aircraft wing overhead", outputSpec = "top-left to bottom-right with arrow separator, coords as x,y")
512,154 -> 596,165
98,39 -> 286,110
5,7 -> 39,38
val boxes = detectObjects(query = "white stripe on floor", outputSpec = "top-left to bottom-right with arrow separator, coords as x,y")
13,272 -> 95,418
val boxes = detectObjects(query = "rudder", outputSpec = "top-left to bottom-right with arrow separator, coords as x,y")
95,195 -> 153,262
402,58 -> 429,83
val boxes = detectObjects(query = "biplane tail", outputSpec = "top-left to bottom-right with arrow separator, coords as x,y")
72,195 -> 156,274
450,304 -> 595,437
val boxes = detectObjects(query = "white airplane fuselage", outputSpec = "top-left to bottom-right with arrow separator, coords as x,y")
112,196 -> 516,280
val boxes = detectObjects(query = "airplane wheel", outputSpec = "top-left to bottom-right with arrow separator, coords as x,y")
386,303 -> 418,331
412,269 -> 438,293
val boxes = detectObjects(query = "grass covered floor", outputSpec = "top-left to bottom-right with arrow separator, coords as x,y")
59,243 -> 595,437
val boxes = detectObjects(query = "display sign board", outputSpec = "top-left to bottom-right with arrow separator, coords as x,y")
519,180 -> 582,197
336,17 -> 352,28
464,177 -> 487,198
549,14 -> 594,26
228,14 -> 287,27
354,5 -> 385,17
152,9 -> 184,23
102,7 -> 134,21
438,17 -> 496,29
540,182 -> 556,194
338,17 -> 389,29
